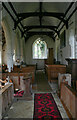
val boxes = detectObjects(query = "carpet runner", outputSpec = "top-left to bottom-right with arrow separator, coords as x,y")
14,90 -> 24,97
33,93 -> 62,119
36,70 -> 52,92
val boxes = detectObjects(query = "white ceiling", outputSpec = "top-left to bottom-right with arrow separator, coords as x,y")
2,2 -> 73,39
12,2 -> 69,13
11,2 -> 70,27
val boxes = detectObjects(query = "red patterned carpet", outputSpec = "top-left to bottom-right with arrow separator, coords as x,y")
33,93 -> 62,120
14,90 -> 24,97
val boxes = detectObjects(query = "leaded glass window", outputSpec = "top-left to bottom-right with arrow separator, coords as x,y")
33,38 -> 48,59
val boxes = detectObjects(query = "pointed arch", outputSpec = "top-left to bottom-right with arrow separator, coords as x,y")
33,38 -> 48,59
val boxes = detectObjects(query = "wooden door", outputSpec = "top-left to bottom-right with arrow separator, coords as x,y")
45,48 -> 53,65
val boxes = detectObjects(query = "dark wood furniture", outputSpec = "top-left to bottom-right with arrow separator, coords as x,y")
2,66 -> 36,91
22,74 -> 32,100
0,84 -> 14,119
45,64 -> 66,82
45,48 -> 53,65
61,82 -> 77,118
66,59 -> 77,90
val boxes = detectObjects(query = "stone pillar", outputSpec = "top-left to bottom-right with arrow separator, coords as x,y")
20,37 -> 24,62
15,29 -> 21,61
22,38 -> 26,62
11,31 -> 15,64
0,34 -> 2,79
2,19 -> 13,72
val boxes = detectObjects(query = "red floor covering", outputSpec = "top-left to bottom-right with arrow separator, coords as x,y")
33,93 -> 62,120
14,90 -> 24,97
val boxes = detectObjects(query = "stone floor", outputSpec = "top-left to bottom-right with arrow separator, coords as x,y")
4,82 -> 69,119
49,82 -> 69,119
4,70 -> 69,119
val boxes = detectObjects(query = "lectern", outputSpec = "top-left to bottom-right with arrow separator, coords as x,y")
23,73 -> 32,100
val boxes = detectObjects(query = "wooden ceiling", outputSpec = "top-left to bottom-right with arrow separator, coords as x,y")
2,2 -> 77,41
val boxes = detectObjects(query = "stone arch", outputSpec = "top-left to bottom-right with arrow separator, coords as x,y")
1,18 -> 13,72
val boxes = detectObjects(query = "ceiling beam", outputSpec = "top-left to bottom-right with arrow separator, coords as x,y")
25,35 -> 55,42
58,3 -> 77,33
18,12 -> 64,18
14,12 -> 65,29
57,2 -> 74,29
22,25 -> 59,37
67,6 -> 77,21
25,31 -> 55,41
8,2 -> 24,31
2,2 -> 25,39
58,2 -> 74,31
2,2 -> 15,22
54,2 -> 75,38
26,31 -> 54,35
24,25 -> 58,29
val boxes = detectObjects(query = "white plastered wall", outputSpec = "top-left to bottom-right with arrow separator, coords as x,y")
2,8 -> 26,68
2,18 -> 13,72
25,35 -> 55,69
55,5 -> 76,65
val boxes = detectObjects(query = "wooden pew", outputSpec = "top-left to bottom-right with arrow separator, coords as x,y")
7,66 -> 36,90
61,82 -> 77,118
0,84 -> 14,118
45,64 -> 66,82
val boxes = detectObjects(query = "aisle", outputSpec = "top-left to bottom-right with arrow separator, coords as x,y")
3,70 -> 68,119
36,70 -> 52,92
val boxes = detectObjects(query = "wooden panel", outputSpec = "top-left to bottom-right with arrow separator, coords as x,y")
66,59 -> 77,90
0,84 -> 14,118
3,66 -> 36,90
45,64 -> 66,82
45,48 -> 53,65
61,83 -> 77,118
20,76 -> 25,90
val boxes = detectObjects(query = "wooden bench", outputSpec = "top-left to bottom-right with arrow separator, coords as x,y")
2,66 -> 36,91
61,82 -> 77,118
45,64 -> 66,82
0,84 -> 14,119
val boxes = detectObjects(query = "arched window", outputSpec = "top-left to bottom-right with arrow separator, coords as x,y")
33,38 -> 48,59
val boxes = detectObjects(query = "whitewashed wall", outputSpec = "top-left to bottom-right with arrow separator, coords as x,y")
2,8 -> 26,70
25,35 -> 55,69
1,2 -> 77,69
55,5 -> 76,65
2,44 -> 7,64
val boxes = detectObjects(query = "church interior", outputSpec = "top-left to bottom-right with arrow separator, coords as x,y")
0,1 -> 77,119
